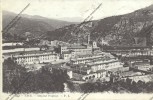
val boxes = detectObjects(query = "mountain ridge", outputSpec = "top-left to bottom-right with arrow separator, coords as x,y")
46,4 -> 153,46
2,4 -> 153,47
2,10 -> 77,41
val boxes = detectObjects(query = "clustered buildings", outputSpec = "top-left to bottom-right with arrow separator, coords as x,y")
2,40 -> 153,82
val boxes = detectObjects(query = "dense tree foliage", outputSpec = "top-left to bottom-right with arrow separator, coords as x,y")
3,58 -> 27,93
80,78 -> 153,93
3,58 -> 69,93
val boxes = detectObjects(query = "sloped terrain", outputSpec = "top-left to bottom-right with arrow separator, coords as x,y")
2,11 -> 76,41
46,4 -> 153,46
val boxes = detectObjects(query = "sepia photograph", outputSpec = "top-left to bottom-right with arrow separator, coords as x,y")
1,0 -> 153,99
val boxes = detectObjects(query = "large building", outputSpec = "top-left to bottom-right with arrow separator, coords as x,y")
106,47 -> 153,57
56,41 -> 100,59
67,52 -> 123,81
3,50 -> 59,65
2,41 -> 41,53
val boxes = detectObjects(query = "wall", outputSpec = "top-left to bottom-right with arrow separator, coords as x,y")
82,71 -> 108,81
16,54 -> 59,65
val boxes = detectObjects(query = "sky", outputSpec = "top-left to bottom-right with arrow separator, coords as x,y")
2,0 -> 153,21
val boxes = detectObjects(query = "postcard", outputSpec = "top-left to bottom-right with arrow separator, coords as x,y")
1,0 -> 153,100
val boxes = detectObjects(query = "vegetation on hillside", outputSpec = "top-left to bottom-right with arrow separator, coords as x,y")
79,79 -> 153,93
2,11 -> 76,41
3,58 -> 69,93
46,5 -> 153,46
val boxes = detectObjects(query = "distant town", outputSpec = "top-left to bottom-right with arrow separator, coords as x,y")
2,35 -> 153,89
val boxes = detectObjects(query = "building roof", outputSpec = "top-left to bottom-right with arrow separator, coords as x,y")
71,63 -> 87,68
62,51 -> 72,54
88,60 -> 119,66
108,67 -> 129,72
3,40 -> 23,43
15,53 -> 58,58
67,45 -> 87,49
133,62 -> 150,66
80,67 -> 91,71
120,71 -> 142,77
91,57 -> 112,62
3,50 -> 58,58
47,63 -> 73,71
89,69 -> 106,74
95,69 -> 106,73
71,56 -> 104,62
3,46 -> 34,50
3,49 -> 55,55
125,74 -> 153,82
93,50 -> 103,54
77,54 -> 98,58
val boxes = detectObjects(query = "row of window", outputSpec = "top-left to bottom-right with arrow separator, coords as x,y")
91,62 -> 121,72
64,54 -> 71,58
84,73 -> 107,80
78,55 -> 102,60
16,56 -> 58,63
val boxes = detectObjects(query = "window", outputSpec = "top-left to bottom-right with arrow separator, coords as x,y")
89,76 -> 92,79
85,77 -> 88,80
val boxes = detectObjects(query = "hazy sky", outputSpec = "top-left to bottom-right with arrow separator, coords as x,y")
2,0 -> 153,21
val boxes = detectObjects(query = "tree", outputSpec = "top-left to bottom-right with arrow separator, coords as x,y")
145,81 -> 153,93
123,61 -> 130,67
3,60 -> 70,93
3,58 -> 27,93
131,81 -> 139,93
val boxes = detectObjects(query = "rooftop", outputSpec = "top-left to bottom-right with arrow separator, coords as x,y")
71,56 -> 103,62
89,69 -> 106,74
77,54 -> 100,58
62,51 -> 72,54
67,45 -> 87,49
80,67 -> 91,71
108,67 -> 129,72
71,63 -> 87,68
3,45 -> 40,50
88,60 -> 119,66
120,71 -> 143,77
133,62 -> 150,65
95,69 -> 106,73
14,53 -> 58,58
3,49 -> 55,55
3,40 -> 23,43
45,63 -> 73,71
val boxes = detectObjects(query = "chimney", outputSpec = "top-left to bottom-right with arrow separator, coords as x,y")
134,37 -> 139,45
87,34 -> 90,44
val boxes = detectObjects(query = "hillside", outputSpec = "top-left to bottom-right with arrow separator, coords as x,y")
46,4 -> 153,46
2,11 -> 76,41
